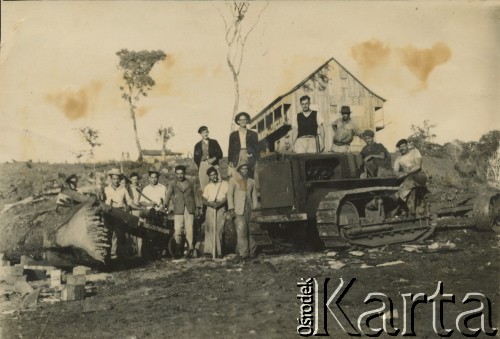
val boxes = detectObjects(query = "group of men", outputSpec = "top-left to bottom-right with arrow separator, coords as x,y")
67,97 -> 425,261
95,111 -> 259,261
291,94 -> 426,213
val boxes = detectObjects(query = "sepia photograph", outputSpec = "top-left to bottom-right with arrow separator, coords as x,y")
0,1 -> 498,337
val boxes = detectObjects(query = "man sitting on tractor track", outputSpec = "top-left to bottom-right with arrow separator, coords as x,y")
393,139 -> 428,216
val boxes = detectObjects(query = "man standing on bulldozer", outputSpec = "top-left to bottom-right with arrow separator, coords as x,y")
331,105 -> 362,153
393,139 -> 428,215
292,95 -> 325,153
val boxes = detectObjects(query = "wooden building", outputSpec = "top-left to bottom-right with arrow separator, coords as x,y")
249,57 -> 386,153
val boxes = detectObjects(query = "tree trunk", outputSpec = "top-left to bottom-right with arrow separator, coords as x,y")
129,102 -> 143,161
162,135 -> 166,163
231,72 -> 240,132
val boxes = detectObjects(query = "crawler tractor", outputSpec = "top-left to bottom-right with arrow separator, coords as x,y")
250,152 -> 500,250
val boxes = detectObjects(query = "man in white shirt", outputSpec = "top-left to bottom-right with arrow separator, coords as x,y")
103,168 -> 135,260
202,167 -> 228,259
104,169 -> 133,209
140,169 -> 167,210
393,139 -> 427,215
331,105 -> 362,153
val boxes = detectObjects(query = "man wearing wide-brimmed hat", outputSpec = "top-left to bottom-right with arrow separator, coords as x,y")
104,168 -> 133,208
359,129 -> 392,178
292,95 -> 325,153
227,163 -> 258,259
228,112 -> 260,178
103,168 -> 134,260
140,168 -> 167,210
331,105 -> 362,153
193,126 -> 223,192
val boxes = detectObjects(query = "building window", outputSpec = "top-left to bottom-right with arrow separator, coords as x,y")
274,106 -> 282,124
258,120 -> 265,133
266,111 -> 273,130
283,104 -> 291,122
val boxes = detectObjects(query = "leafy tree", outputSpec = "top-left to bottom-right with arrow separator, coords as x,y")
217,1 -> 267,130
117,49 -> 166,161
477,130 -> 500,159
156,126 -> 175,154
78,127 -> 102,160
407,120 -> 446,157
487,147 -> 500,184
458,130 -> 500,182
408,120 -> 436,152
478,130 -> 500,183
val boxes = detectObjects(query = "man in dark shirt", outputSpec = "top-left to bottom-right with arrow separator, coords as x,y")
359,129 -> 392,178
228,112 -> 260,178
193,126 -> 223,192
292,95 -> 325,153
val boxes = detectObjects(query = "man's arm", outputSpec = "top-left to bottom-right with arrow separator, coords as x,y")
364,146 -> 386,162
193,143 -> 201,168
103,186 -> 110,205
291,113 -> 298,150
214,182 -> 228,208
138,187 -> 155,207
203,196 -> 216,208
352,124 -> 364,141
228,132 -> 236,167
210,139 -> 223,163
330,119 -> 339,151
249,131 -> 260,160
192,180 -> 202,209
318,124 -> 325,152
122,189 -> 135,211
164,182 -> 174,210
393,157 -> 401,174
251,181 -> 258,209
227,179 -> 235,211
396,150 -> 423,179
406,151 -> 423,174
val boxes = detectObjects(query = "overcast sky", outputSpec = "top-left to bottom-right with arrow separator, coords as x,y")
1,1 -> 498,163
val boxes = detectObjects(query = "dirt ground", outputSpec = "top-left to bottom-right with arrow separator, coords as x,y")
0,160 -> 498,338
0,229 -> 498,338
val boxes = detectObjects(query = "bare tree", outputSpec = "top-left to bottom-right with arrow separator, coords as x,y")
117,49 -> 166,161
156,126 -> 175,155
217,1 -> 267,130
